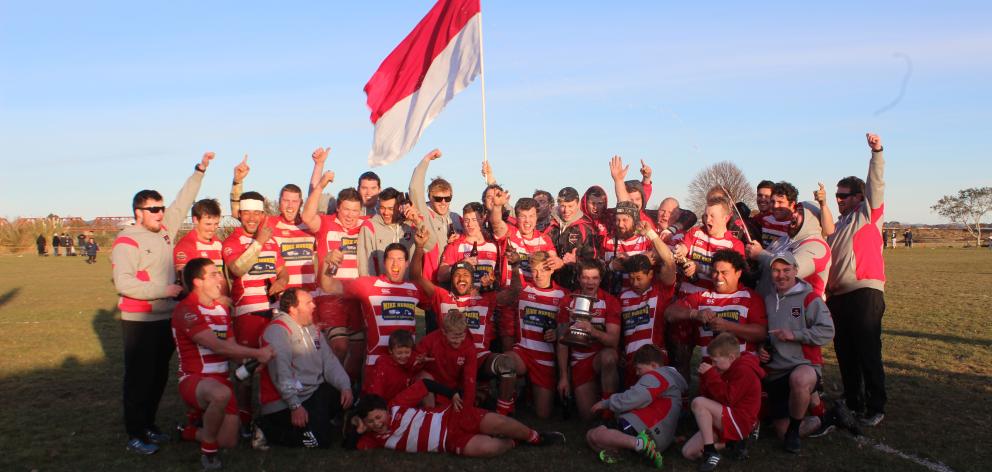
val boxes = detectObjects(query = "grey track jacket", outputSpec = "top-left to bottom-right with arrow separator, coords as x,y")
763,280 -> 835,381
607,366 -> 687,449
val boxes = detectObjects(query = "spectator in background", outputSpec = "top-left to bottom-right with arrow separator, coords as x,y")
85,237 -> 99,264
903,229 -> 913,248
78,233 -> 86,249
63,232 -> 74,256
37,234 -> 47,256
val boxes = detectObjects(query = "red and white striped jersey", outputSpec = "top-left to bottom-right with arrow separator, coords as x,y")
171,294 -> 232,378
174,231 -> 223,271
557,289 -> 621,364
441,235 -> 499,288
678,288 -> 767,358
618,281 -> 675,358
758,213 -> 791,247
675,228 -> 745,293
500,225 -> 556,285
602,233 -> 655,291
316,214 -> 370,285
221,228 -> 284,317
513,282 -> 566,368
342,276 -> 427,366
357,382 -> 453,453
267,215 -> 316,294
431,287 -> 497,359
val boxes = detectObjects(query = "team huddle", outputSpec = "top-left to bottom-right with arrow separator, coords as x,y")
111,133 -> 888,470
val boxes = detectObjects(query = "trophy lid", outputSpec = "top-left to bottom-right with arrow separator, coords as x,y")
570,295 -> 594,316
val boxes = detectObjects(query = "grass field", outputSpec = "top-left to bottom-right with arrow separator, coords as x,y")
1,248 -> 989,471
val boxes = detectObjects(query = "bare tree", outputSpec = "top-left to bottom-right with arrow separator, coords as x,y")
686,161 -> 755,215
931,187 -> 992,247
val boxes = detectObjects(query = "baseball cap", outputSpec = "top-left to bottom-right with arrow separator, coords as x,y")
557,187 -> 580,202
769,251 -> 798,268
452,261 -> 475,275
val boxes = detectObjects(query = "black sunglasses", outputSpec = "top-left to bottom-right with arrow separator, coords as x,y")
835,192 -> 861,199
432,195 -> 453,203
140,206 -> 166,213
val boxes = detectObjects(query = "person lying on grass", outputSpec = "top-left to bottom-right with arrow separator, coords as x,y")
586,344 -> 687,468
345,379 -> 565,457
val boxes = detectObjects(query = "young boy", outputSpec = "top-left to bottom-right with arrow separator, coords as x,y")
348,379 -> 564,457
414,310 -> 478,409
586,345 -> 687,468
362,330 -> 418,402
682,332 -> 764,472
84,237 -> 99,264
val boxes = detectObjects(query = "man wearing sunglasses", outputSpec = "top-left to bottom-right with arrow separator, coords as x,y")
825,133 -> 888,428
111,152 -> 214,455
408,148 -> 464,284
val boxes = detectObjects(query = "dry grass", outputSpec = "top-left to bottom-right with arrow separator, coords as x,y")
0,248 -> 988,471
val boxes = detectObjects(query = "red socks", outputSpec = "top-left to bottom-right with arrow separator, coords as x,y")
180,425 -> 199,442
497,398 -> 515,416
200,440 -> 218,456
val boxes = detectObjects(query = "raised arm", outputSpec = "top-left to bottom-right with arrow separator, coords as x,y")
609,155 -> 631,203
489,188 -> 511,240
481,159 -> 497,186
638,221 -> 677,287
865,133 -> 885,211
408,149 -> 441,218
301,169 -> 334,233
494,252 -> 522,306
813,182 -> 835,237
640,159 -> 653,202
231,154 -> 249,215
410,226 -> 438,299
309,146 -> 330,196
164,152 -> 212,240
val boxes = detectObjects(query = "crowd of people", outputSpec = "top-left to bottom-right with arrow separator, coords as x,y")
110,132 -> 888,470
38,232 -> 99,262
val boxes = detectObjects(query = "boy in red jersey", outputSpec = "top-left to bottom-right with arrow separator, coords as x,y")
682,333 -> 764,471
415,310 -> 479,409
172,258 -> 273,470
347,380 -> 564,456
363,330 -> 418,402
586,345 -> 687,468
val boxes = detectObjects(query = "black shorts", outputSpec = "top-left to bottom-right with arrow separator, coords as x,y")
765,368 -> 822,420
606,417 -> 638,437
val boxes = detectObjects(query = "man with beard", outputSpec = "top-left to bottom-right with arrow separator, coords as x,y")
609,156 -> 658,229
601,202 -> 655,295
825,133 -> 888,427
301,169 -> 374,380
581,185 -> 610,242
221,191 -> 289,431
112,152 -> 212,454
753,180 -> 791,248
411,226 -> 523,414
745,182 -> 831,298
533,189 -> 554,233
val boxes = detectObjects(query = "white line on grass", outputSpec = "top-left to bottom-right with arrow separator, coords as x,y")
853,435 -> 955,472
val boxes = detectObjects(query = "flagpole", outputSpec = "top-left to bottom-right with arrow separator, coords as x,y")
477,7 -> 490,166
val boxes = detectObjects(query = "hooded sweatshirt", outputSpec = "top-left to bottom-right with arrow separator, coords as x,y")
546,205 -> 597,259
112,169 -> 204,322
699,352 -> 765,438
755,202 -> 832,298
259,312 -> 351,414
357,214 -> 416,277
580,185 -> 610,243
762,279 -> 834,380
607,366 -> 687,450
827,150 -> 886,296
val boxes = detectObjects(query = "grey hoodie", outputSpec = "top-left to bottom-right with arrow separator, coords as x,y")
606,366 -> 687,450
755,202 -> 832,299
357,214 -> 415,277
261,312 -> 351,414
762,279 -> 835,381
827,150 -> 886,296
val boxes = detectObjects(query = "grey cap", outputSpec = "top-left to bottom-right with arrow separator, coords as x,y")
769,251 -> 798,268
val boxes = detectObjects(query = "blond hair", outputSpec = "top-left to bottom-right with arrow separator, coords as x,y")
708,332 -> 740,358
442,309 -> 468,334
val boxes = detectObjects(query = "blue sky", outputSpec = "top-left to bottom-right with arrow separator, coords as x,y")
1,1 -> 989,223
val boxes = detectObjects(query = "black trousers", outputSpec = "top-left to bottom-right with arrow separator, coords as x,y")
258,383 -> 342,448
121,319 -> 175,439
827,288 -> 887,414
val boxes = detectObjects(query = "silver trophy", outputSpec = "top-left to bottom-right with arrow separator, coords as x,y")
560,294 -> 596,348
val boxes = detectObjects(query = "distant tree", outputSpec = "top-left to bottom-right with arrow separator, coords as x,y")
686,161 -> 755,215
931,187 -> 992,247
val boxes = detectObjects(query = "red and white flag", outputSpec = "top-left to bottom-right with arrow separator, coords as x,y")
364,0 -> 481,167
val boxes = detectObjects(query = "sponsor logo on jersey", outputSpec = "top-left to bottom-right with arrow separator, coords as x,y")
281,242 -> 314,260
463,310 -> 482,329
716,309 -> 741,323
250,255 -> 278,275
621,305 -> 650,330
381,301 -> 416,321
523,306 -> 557,330
340,236 -> 358,255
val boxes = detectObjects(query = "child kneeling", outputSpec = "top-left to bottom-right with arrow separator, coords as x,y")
682,333 -> 765,472
346,379 -> 564,457
586,345 -> 687,468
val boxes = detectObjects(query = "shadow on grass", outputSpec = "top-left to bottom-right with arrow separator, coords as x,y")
1,305 -> 990,472
885,329 -> 992,348
0,287 -> 21,310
